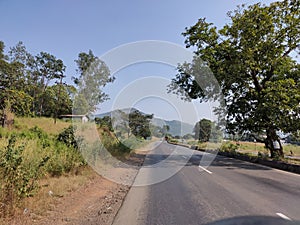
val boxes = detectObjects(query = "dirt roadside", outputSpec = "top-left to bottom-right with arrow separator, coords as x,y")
5,152 -> 146,225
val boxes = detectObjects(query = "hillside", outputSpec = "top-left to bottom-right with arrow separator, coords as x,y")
95,108 -> 194,136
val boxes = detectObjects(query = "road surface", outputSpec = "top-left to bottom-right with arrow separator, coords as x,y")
113,141 -> 300,225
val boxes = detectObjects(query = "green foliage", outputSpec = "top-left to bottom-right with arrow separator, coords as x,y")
0,40 -> 75,118
194,119 -> 222,142
129,109 -> 153,139
73,50 -> 115,114
220,142 -> 238,153
149,124 -> 164,138
169,0 -> 300,157
95,116 -> 113,131
45,141 -> 84,177
169,138 -> 179,144
0,123 -> 86,209
0,135 -> 49,214
41,84 -> 73,118
57,125 -> 79,149
98,128 -> 131,156
194,119 -> 213,142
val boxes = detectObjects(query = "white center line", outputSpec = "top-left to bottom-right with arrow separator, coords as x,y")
276,213 -> 292,221
198,165 -> 212,174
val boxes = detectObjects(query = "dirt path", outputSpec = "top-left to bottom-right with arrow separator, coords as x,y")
1,151 -> 147,225
35,175 -> 130,225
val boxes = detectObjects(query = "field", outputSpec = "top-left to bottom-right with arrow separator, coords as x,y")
187,139 -> 300,158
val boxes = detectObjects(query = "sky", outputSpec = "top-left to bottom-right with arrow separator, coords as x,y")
0,0 -> 277,125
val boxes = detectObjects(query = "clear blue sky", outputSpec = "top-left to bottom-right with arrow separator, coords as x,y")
0,0 -> 276,125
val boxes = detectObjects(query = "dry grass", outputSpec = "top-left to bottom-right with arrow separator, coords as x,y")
283,144 -> 300,157
235,142 -> 300,157
0,167 -> 96,224
23,167 -> 95,216
14,117 -> 71,135
187,139 -> 300,158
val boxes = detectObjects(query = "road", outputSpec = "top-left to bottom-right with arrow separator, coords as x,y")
113,141 -> 300,225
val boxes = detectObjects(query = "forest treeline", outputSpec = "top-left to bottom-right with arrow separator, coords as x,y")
0,41 -> 113,123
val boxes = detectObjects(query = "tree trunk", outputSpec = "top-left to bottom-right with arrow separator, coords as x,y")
265,128 -> 284,158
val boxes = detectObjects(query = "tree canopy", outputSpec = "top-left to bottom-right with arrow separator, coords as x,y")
194,119 -> 213,142
0,41 -> 113,124
129,109 -> 153,139
73,50 -> 115,115
169,0 -> 300,157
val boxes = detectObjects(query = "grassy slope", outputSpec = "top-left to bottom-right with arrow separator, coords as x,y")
14,117 -> 71,134
0,117 -> 85,221
0,117 -> 151,222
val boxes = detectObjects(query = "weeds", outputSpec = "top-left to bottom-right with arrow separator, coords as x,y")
0,135 -> 49,215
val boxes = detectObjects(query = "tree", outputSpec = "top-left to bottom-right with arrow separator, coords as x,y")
33,52 -> 66,116
0,40 -> 75,120
129,109 -> 153,139
169,0 -> 300,158
149,124 -> 164,138
42,84 -> 73,118
0,41 -> 32,116
162,125 -> 170,134
73,50 -> 115,114
95,116 -> 113,131
194,119 -> 213,142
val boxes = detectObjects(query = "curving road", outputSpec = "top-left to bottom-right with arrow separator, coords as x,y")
113,141 -> 300,225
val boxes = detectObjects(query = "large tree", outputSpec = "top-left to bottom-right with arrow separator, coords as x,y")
169,0 -> 300,158
129,109 -> 153,139
194,119 -> 213,142
0,41 -> 32,116
73,50 -> 115,114
1,41 -> 74,120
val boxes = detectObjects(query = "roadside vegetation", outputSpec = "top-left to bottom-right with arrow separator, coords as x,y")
169,0 -> 300,159
0,116 -> 150,221
0,118 -> 85,217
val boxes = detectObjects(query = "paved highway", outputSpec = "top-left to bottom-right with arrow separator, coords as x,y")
113,141 -> 300,225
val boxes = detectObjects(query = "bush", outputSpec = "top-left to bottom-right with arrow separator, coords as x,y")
57,125 -> 79,149
220,142 -> 238,153
0,135 -> 49,215
45,142 -> 85,177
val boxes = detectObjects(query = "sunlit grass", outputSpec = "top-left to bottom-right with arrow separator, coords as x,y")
14,117 -> 71,134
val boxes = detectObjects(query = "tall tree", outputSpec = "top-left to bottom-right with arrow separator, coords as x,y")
42,84 -> 74,118
0,41 -> 32,116
169,0 -> 300,158
129,109 -> 153,139
162,125 -> 170,134
73,50 -> 115,114
33,52 -> 66,116
194,119 -> 213,142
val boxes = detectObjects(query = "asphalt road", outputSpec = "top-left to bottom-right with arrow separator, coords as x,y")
113,141 -> 300,225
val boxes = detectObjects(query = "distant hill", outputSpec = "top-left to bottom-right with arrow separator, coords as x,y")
150,118 -> 193,136
95,108 -> 194,136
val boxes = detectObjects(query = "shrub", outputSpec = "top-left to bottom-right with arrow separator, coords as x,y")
45,142 -> 85,177
0,135 -> 49,215
220,142 -> 238,153
57,125 -> 79,149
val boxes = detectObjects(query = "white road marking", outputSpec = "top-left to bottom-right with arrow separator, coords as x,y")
181,156 -> 188,159
198,165 -> 212,174
276,213 -> 292,221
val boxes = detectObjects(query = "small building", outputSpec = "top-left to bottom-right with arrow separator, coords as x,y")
59,114 -> 89,123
